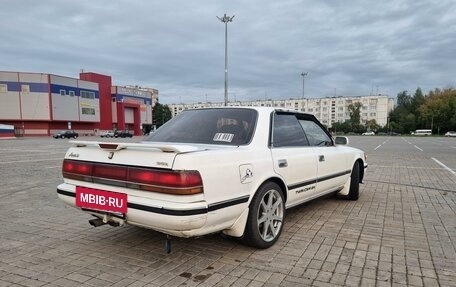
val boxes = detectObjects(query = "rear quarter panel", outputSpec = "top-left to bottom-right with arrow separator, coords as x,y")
173,147 -> 275,227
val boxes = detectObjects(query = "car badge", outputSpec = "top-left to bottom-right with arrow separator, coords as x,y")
108,151 -> 114,159
68,152 -> 79,158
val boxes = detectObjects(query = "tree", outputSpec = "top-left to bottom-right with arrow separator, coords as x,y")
332,120 -> 351,134
402,113 -> 416,133
348,102 -> 362,126
419,88 -> 456,133
347,102 -> 364,133
389,90 -> 416,134
365,119 -> 380,132
389,121 -> 403,134
152,102 -> 172,127
397,90 -> 412,111
388,87 -> 455,134
411,88 -> 425,114
411,87 -> 426,128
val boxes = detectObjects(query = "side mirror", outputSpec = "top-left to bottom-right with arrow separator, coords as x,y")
335,136 -> 349,145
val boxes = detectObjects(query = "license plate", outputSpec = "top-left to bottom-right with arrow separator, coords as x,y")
76,186 -> 127,214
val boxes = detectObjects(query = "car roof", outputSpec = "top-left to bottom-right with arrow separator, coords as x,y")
185,106 -> 316,118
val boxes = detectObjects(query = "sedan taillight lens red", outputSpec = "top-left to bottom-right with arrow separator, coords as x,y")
62,160 -> 92,181
129,168 -> 203,195
62,159 -> 203,195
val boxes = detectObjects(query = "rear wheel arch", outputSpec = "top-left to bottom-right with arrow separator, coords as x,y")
243,180 -> 286,248
253,177 -> 287,205
223,177 -> 287,240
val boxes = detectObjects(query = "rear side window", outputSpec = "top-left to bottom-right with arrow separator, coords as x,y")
272,113 -> 309,147
145,109 -> 257,145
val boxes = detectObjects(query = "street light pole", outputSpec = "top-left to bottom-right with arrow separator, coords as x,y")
217,14 -> 235,106
301,72 -> 308,99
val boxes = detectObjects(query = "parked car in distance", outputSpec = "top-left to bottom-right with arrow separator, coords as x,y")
100,130 -> 115,138
114,130 -> 133,138
362,131 -> 375,136
53,130 -> 78,139
445,131 -> 456,137
57,107 -> 367,249
411,129 -> 432,136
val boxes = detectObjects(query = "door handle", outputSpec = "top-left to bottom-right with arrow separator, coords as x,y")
278,159 -> 288,168
319,155 -> 325,162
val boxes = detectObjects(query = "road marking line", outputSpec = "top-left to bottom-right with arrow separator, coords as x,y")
0,158 -> 62,164
374,145 -> 382,150
432,158 -> 456,176
369,165 -> 445,170
401,137 -> 411,144
414,145 -> 423,151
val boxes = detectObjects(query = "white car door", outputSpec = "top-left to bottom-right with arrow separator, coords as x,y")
270,113 -> 318,207
299,119 -> 350,195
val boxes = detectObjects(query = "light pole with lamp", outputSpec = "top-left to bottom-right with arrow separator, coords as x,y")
301,72 -> 308,99
217,14 -> 235,106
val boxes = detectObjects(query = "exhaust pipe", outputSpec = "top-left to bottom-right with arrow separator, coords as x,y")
89,218 -> 106,227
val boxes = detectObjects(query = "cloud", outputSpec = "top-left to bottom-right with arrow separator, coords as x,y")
1,0 -> 455,104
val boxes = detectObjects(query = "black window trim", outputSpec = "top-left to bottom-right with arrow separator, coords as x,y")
269,110 -> 334,148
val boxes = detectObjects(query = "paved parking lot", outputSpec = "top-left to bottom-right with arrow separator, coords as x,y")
0,136 -> 455,287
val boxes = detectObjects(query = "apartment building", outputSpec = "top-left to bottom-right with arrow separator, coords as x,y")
168,94 -> 394,127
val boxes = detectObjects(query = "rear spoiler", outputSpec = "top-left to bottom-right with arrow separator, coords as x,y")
69,140 -> 201,153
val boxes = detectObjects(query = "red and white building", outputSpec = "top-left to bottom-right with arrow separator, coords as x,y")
0,71 -> 158,136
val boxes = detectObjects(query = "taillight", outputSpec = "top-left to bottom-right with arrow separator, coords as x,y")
129,169 -> 203,195
62,160 -> 92,181
62,159 -> 203,195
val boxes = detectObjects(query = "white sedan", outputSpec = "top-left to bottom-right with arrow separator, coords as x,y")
57,107 -> 367,249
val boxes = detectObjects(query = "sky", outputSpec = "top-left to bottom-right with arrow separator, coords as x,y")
1,0 -> 455,105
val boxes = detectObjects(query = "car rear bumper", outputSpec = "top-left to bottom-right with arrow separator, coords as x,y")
57,183 -> 208,237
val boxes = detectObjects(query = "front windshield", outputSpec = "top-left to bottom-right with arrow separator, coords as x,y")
145,108 -> 257,145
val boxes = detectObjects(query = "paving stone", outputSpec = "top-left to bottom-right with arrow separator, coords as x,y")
1,137 -> 455,287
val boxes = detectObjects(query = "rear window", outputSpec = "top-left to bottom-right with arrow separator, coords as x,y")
145,108 -> 257,145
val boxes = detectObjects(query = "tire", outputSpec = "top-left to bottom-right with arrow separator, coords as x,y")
243,182 -> 285,249
346,161 -> 360,200
60,135 -> 65,139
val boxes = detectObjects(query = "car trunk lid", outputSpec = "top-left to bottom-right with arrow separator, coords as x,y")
65,141 -> 204,169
